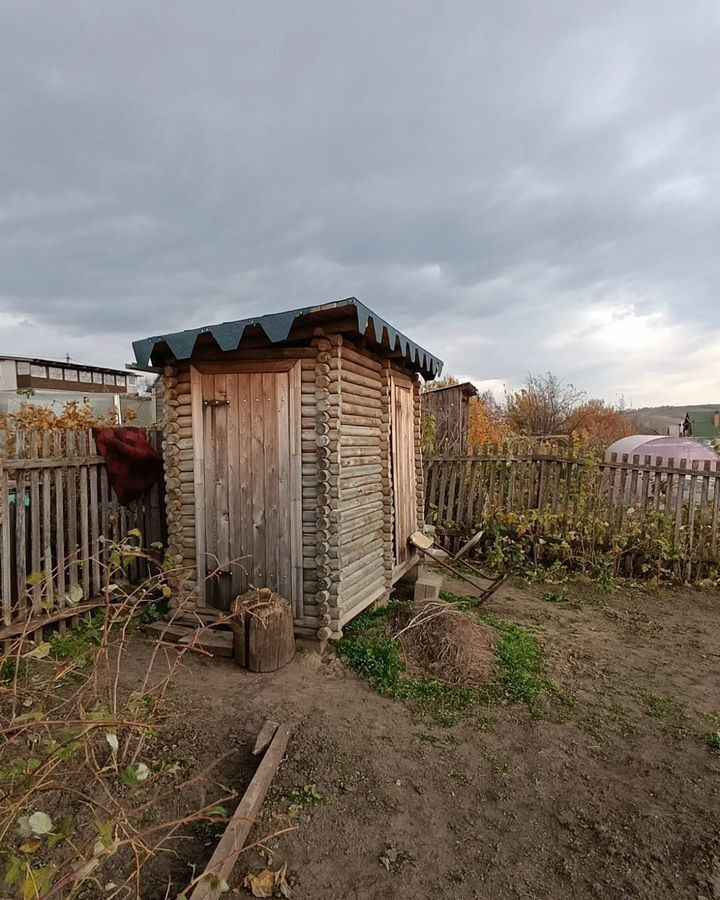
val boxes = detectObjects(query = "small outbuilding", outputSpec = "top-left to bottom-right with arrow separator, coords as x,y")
423,381 -> 478,454
132,298 -> 443,644
683,410 -> 720,446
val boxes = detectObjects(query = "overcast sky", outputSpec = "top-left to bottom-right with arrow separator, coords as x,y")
1,2 -> 718,405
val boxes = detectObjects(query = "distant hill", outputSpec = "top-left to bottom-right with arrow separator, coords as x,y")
627,404 -> 720,435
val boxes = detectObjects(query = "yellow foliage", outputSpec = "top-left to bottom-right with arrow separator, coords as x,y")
0,399 -> 119,432
568,399 -> 635,448
468,395 -> 508,449
0,400 -> 123,458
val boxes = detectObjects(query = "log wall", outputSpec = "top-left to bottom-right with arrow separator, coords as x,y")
333,341 -> 388,628
162,363 -> 195,576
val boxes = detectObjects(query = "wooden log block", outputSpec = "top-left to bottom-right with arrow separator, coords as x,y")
231,591 -> 295,672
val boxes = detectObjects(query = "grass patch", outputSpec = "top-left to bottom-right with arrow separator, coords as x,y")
702,732 -> 720,754
482,615 -> 544,709
642,692 -> 681,719
475,714 -> 496,733
337,597 -> 552,721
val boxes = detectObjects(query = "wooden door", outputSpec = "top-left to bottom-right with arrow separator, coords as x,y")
391,375 -> 416,566
192,362 -> 302,612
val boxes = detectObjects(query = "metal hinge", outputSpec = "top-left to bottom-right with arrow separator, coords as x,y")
203,399 -> 229,407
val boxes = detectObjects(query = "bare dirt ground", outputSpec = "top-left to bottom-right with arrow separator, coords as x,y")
121,577 -> 720,900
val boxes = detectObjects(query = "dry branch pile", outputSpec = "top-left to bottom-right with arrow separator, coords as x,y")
0,548 -> 247,899
392,600 -> 497,688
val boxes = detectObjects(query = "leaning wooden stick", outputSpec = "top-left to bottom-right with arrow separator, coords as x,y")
190,721 -> 291,900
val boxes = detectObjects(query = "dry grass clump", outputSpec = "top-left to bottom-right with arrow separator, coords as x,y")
392,600 -> 497,688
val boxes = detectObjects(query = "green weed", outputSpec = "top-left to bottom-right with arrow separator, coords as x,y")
49,617 -> 104,664
702,732 -> 720,754
542,587 -> 571,604
482,615 -> 545,710
643,693 -> 681,719
276,784 -> 327,808
446,867 -> 469,884
136,599 -> 170,626
475,715 -> 496,733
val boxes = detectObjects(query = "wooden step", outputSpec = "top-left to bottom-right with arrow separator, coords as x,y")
144,621 -> 196,642
177,627 -> 234,657
174,610 -> 223,629
145,617 -> 235,658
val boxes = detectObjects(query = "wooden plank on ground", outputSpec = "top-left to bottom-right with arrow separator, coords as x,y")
190,722 -> 291,900
253,720 -> 280,755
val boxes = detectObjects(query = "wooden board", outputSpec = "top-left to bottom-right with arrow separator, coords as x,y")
190,721 -> 291,900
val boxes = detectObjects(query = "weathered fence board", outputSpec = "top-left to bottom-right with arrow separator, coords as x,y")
425,446 -> 720,577
0,428 -> 166,644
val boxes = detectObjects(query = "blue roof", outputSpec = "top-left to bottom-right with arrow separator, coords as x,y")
132,297 -> 443,379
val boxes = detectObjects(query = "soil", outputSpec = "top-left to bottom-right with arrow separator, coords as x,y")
106,578 -> 720,898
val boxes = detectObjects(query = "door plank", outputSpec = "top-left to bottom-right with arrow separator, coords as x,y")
226,372 -> 243,598
250,373 -> 266,589
213,373 -> 231,609
202,373 -> 218,602
289,363 -> 303,614
275,371 -> 291,603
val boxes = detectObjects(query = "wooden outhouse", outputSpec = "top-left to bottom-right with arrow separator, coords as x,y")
424,381 -> 479,454
132,298 -> 443,644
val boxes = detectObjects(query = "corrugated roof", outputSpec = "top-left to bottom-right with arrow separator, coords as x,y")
132,297 -> 443,379
425,381 -> 478,397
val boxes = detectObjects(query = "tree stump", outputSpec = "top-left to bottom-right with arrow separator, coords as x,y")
230,588 -> 295,672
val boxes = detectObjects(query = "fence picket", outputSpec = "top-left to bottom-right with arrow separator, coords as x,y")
0,431 -> 11,625
54,431 -> 66,600
664,458 -> 676,516
41,432 -> 54,611
14,430 -> 27,618
711,461 -> 720,557
466,459 -> 479,525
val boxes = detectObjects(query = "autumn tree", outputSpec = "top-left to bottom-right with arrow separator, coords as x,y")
569,399 -> 634,445
504,372 -> 585,436
468,390 -> 508,448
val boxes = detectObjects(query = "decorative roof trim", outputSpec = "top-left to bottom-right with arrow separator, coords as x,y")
132,297 -> 443,379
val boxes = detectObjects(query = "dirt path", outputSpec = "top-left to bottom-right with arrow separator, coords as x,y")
122,578 -> 720,900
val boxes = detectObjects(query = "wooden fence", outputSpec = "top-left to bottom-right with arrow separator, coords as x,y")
425,448 -> 720,577
0,428 -> 166,643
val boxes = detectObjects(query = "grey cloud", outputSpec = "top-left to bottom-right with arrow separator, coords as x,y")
0,0 -> 719,402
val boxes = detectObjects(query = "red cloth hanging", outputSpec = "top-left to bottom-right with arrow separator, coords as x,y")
93,427 -> 163,506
